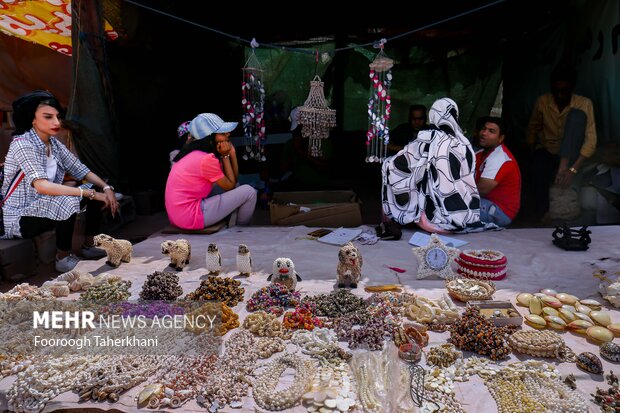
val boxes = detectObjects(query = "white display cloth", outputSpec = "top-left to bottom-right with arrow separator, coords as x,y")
1,225 -> 619,412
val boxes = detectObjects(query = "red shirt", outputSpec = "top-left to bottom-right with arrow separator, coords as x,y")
475,144 -> 521,220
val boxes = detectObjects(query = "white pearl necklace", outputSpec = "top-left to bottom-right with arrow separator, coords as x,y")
253,353 -> 316,411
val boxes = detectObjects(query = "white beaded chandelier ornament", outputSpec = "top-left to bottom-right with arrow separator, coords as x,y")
241,40 -> 266,162
298,75 -> 337,157
366,41 -> 393,163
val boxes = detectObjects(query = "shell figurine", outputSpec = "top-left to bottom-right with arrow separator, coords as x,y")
576,352 -> 603,374
267,258 -> 301,291
600,342 -> 620,363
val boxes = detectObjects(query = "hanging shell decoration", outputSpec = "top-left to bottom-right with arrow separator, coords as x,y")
576,352 -> 603,374
298,75 -> 336,157
600,342 -> 620,363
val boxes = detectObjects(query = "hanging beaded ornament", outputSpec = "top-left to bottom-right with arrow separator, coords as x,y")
241,46 -> 266,162
365,44 -> 393,163
298,75 -> 336,157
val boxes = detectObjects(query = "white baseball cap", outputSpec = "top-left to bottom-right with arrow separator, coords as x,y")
189,113 -> 238,140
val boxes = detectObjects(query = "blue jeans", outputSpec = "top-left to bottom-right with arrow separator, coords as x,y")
480,198 -> 512,227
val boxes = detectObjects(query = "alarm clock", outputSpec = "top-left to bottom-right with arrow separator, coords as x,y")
412,234 -> 460,279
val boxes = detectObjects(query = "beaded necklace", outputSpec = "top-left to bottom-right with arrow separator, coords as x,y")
198,330 -> 259,408
252,353 -> 316,411
7,354 -> 101,413
76,354 -> 170,403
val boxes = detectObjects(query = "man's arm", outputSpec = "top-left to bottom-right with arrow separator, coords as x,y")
526,97 -> 544,150
477,177 -> 498,196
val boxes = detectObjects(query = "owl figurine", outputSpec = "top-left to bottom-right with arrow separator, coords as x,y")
206,243 -> 222,275
236,244 -> 252,276
267,257 -> 302,291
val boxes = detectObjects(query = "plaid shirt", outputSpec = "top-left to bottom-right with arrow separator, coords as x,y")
1,129 -> 90,238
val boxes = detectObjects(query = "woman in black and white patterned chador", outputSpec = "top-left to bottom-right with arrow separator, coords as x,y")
382,97 -> 490,233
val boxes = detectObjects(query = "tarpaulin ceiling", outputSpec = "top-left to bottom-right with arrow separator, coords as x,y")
0,0 -> 117,56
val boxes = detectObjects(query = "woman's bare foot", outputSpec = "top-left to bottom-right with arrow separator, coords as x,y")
417,214 -> 450,234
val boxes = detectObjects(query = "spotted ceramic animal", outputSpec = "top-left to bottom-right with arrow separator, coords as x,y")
93,234 -> 132,267
337,242 -> 363,288
236,244 -> 252,276
267,258 -> 301,291
206,243 -> 222,275
161,239 -> 191,271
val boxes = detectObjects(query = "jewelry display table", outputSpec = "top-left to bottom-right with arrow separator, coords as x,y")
1,225 -> 618,412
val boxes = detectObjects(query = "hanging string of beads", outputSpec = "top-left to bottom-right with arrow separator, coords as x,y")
298,72 -> 337,157
241,38 -> 266,162
365,39 -> 393,163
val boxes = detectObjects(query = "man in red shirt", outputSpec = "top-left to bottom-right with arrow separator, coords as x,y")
475,117 -> 521,226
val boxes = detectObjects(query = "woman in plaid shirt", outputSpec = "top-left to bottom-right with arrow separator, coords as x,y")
2,91 -> 119,272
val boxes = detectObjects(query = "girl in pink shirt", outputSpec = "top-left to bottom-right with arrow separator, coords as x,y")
165,113 -> 256,229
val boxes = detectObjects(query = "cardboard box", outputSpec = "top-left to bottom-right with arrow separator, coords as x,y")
270,191 -> 362,227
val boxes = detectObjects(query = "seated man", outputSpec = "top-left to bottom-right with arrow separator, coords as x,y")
387,104 -> 428,155
526,63 -> 597,220
475,117 -> 521,226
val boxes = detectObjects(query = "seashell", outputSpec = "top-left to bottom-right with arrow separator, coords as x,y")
575,304 -> 591,315
108,393 -> 119,402
533,293 -> 547,298
171,397 -> 182,408
555,293 -> 578,305
544,315 -> 567,329
600,342 -> 620,362
607,323 -> 620,336
325,399 -> 337,408
540,288 -> 558,296
573,312 -> 593,322
579,299 -> 602,310
542,307 -> 560,317
516,293 -> 533,306
562,304 -> 577,313
529,296 -> 543,315
541,296 -> 562,308
97,391 -> 108,401
314,391 -> 327,403
138,383 -> 163,405
79,389 -> 92,400
336,400 -> 350,411
559,309 -> 577,323
576,352 -> 603,374
303,392 -> 315,400
161,397 -> 171,406
586,326 -> 614,344
589,311 -> 611,326
567,320 -> 594,334
525,314 -> 546,329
